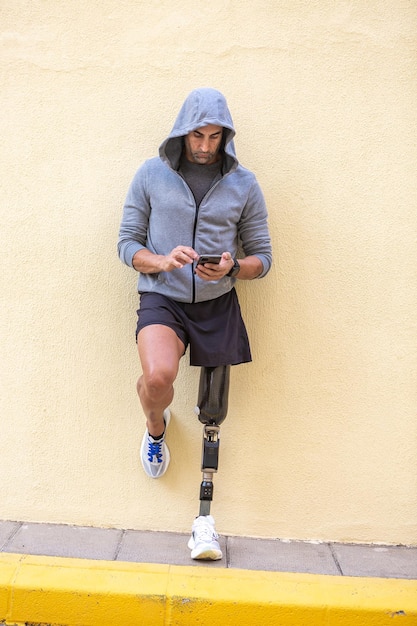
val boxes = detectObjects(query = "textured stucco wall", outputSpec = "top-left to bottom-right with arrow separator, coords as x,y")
1,1 -> 416,544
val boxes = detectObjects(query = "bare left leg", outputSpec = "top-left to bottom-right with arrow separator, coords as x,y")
137,324 -> 185,437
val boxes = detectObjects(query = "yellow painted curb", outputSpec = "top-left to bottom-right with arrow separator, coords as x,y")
0,552 -> 416,625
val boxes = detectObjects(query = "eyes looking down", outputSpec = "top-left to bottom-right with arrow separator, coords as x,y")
184,124 -> 223,165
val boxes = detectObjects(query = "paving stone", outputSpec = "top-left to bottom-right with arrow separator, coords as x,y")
331,543 -> 417,579
117,530 -> 226,568
227,536 -> 340,574
3,522 -> 122,561
0,521 -> 21,549
0,519 -> 415,579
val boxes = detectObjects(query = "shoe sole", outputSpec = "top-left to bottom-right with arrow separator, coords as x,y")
188,536 -> 222,560
190,546 -> 222,560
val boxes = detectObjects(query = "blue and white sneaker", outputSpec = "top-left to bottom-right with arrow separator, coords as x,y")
188,515 -> 222,560
140,409 -> 171,478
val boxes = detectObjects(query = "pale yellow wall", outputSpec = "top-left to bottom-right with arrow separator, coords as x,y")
1,1 -> 416,545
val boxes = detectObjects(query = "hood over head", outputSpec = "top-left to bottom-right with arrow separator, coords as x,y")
159,88 -> 237,173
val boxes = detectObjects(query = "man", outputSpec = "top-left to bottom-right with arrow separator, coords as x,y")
118,87 -> 272,560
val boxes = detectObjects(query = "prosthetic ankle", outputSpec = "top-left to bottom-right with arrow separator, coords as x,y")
194,365 -> 230,516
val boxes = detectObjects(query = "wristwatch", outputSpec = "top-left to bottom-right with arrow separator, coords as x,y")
227,257 -> 240,278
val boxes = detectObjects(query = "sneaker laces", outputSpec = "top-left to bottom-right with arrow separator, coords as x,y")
195,521 -> 217,543
147,438 -> 163,464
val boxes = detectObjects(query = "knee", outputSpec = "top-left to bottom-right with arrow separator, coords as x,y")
138,368 -> 175,401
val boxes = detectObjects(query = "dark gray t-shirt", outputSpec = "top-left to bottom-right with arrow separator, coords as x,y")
179,156 -> 222,207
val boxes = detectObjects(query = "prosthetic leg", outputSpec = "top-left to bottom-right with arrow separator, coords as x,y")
194,365 -> 230,516
188,365 -> 230,560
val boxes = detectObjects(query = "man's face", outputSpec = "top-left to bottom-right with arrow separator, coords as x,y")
184,124 -> 223,165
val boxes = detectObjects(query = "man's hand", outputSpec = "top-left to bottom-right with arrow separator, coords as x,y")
132,246 -> 198,273
195,252 -> 234,281
161,246 -> 198,271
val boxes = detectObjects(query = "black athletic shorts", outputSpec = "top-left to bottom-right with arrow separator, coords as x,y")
136,289 -> 252,367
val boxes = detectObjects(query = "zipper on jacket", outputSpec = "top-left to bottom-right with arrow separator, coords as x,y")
191,218 -> 200,302
177,172 -> 226,304
190,177 -> 225,303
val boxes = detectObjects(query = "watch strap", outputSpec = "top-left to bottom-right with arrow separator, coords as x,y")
227,258 -> 240,277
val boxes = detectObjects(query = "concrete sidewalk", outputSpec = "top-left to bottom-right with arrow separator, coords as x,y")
0,519 -> 416,625
0,519 -> 416,578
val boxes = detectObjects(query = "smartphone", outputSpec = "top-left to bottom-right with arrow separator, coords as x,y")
197,255 -> 222,265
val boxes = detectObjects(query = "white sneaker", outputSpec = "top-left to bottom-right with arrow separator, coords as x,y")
140,409 -> 171,478
188,515 -> 222,560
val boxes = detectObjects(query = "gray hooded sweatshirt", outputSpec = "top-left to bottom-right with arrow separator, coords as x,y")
118,88 -> 272,303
